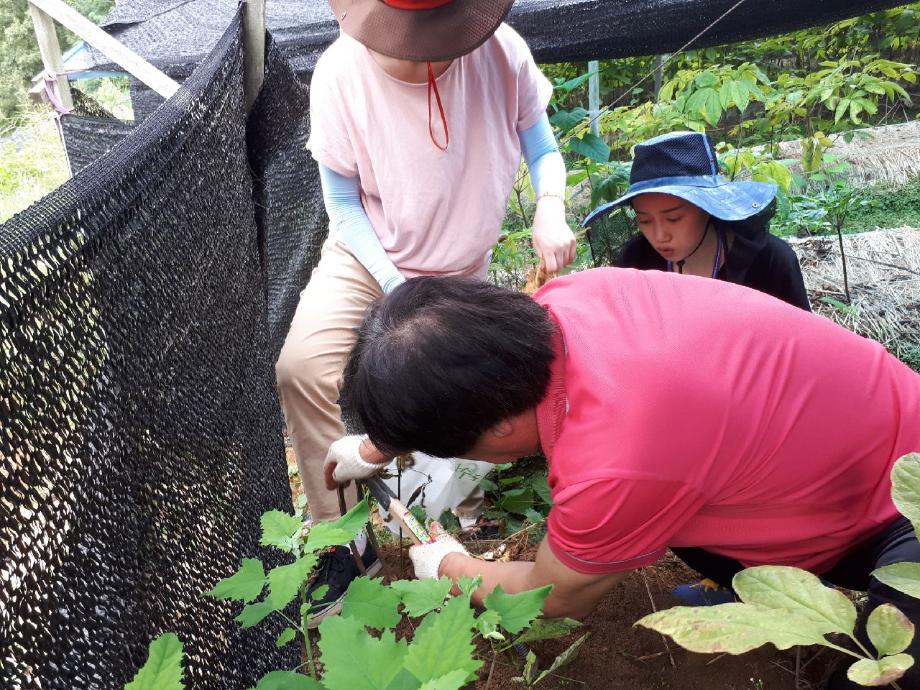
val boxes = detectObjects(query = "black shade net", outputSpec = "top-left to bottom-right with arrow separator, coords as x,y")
1,13 -> 297,690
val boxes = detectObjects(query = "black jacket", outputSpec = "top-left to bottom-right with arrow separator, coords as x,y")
616,215 -> 811,312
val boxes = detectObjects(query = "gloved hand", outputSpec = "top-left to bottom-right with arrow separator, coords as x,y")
323,435 -> 388,490
409,522 -> 470,579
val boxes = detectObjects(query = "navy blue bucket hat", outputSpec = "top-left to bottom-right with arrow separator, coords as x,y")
581,131 -> 777,227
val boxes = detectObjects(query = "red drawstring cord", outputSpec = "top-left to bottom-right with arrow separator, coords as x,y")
427,61 -> 449,151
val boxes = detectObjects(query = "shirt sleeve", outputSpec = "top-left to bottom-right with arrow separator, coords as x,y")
547,476 -> 707,574
306,54 -> 359,177
319,165 -> 405,294
515,39 -> 553,131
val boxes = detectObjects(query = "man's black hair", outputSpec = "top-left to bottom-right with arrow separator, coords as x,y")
341,277 -> 556,458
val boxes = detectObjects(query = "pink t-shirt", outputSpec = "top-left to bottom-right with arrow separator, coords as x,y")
534,268 -> 920,575
307,24 -> 552,278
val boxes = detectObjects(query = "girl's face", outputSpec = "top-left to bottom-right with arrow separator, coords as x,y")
632,193 -> 710,262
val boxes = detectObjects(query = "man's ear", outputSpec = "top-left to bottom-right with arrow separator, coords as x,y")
490,418 -> 514,438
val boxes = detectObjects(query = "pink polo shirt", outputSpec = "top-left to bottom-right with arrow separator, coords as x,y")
307,24 -> 552,278
534,268 -> 920,575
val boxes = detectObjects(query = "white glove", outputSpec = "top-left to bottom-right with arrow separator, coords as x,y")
409,530 -> 470,580
323,435 -> 386,488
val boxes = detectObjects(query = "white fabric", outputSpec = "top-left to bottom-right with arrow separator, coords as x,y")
409,533 -> 469,580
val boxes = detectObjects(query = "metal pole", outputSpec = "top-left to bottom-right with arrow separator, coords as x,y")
242,0 -> 266,111
588,60 -> 600,137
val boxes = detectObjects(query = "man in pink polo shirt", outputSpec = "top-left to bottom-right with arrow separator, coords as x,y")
339,268 -> 920,689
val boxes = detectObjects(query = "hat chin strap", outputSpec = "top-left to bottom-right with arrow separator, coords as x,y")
427,62 -> 449,151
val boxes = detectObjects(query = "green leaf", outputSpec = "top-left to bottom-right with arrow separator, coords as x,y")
384,669 -> 422,690
733,566 -> 857,635
846,654 -> 914,686
891,453 -> 920,534
418,671 -> 469,690
405,596 -> 481,683
310,584 -> 330,601
318,615 -> 409,690
484,585 -> 552,635
250,671 -> 324,690
719,81 -> 733,110
261,511 -> 302,552
267,555 -> 318,610
125,634 -> 184,690
732,80 -> 750,113
275,627 -> 297,648
305,500 -> 370,552
867,604 -> 915,656
874,562 -> 920,599
509,618 -> 583,647
390,578 -> 453,617
342,577 -> 402,630
205,558 -> 266,602
535,632 -> 591,684
567,133 -> 609,163
522,651 -> 539,684
636,603 -> 832,654
475,609 -> 505,641
549,107 -> 588,133
496,487 -> 535,517
457,577 -> 481,598
694,71 -> 718,88
236,600 -> 276,629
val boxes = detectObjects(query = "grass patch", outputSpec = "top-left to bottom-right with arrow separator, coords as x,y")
847,177 -> 920,233
0,109 -> 69,224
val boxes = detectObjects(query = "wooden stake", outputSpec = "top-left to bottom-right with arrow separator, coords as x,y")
27,2 -> 73,111
28,0 -> 179,99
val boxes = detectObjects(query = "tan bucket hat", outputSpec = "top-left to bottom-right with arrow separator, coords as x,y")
328,0 -> 515,62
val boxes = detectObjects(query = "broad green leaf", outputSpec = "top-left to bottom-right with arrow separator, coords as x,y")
496,487 -> 535,516
405,596 -> 481,683
874,562 -> 920,598
484,585 -> 552,635
250,671 -> 324,690
702,89 -> 723,126
549,107 -> 588,134
535,632 -> 591,684
237,600 -> 276,629
694,71 -> 718,88
390,578 -> 453,617
305,500 -> 370,552
891,453 -> 920,534
568,133 -> 610,163
867,604 -> 914,656
125,634 -> 184,690
847,654 -> 914,686
733,566 -> 856,634
318,615 -> 409,690
341,577 -> 402,630
384,669 -> 423,690
509,618 -> 583,647
457,577 -> 482,598
261,511 -> 302,552
275,627 -> 297,648
636,603 -> 831,654
732,80 -> 750,113
475,609 -> 505,641
310,584 -> 330,601
205,558 -> 266,602
267,555 -> 318,610
418,671 -> 469,690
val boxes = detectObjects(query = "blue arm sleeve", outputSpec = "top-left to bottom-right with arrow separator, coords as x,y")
518,113 -> 562,197
318,164 -> 405,294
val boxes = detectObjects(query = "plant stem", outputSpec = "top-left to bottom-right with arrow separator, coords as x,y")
300,588 -> 318,680
836,222 -> 851,302
485,650 -> 497,690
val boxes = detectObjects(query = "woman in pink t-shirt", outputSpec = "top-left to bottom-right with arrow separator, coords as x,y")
276,0 -> 576,625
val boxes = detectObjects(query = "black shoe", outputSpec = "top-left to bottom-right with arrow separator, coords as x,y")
305,542 -> 381,628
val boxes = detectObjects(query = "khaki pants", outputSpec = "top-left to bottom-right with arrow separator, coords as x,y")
276,238 -> 382,521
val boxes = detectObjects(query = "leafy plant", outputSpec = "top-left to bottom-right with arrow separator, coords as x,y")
480,461 -> 553,534
637,453 -> 920,688
125,634 -> 185,690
